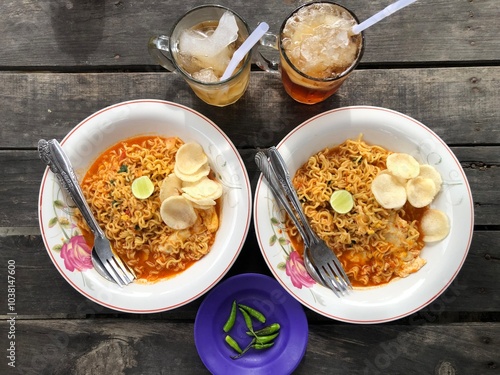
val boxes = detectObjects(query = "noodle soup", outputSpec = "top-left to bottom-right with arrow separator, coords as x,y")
75,136 -> 221,283
285,137 -> 428,288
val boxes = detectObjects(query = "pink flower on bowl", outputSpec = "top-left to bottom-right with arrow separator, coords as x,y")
60,235 -> 93,272
286,251 -> 315,289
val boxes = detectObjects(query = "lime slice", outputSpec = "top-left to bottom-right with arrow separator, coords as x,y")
329,190 -> 354,214
131,176 -> 154,199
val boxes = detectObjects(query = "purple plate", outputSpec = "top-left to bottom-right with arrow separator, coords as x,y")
194,273 -> 308,374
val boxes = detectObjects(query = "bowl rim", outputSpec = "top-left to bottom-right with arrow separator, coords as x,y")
253,105 -> 474,323
38,99 -> 252,313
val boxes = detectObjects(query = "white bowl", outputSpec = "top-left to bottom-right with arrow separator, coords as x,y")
38,100 -> 252,313
253,106 -> 474,323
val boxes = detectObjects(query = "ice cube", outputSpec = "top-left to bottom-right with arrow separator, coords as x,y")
179,29 -> 208,58
178,11 -> 239,77
209,11 -> 238,51
192,68 -> 219,83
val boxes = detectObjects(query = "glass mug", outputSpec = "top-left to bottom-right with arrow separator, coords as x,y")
260,1 -> 365,105
148,5 -> 252,107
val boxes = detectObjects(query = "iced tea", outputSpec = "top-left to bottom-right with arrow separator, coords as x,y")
174,17 -> 251,106
148,6 -> 251,107
279,2 -> 364,104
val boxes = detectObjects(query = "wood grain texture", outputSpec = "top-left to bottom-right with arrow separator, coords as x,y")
0,0 -> 498,67
1,1 -> 498,374
0,230 -> 498,317
1,145 -> 499,228
1,320 -> 498,374
0,68 -> 499,148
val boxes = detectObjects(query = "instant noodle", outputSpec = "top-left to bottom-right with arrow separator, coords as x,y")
75,136 -> 220,282
285,137 -> 428,287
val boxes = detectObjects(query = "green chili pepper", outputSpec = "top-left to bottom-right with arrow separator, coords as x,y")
252,342 -> 275,350
238,304 -> 266,323
248,323 -> 281,336
224,301 -> 281,359
223,300 -> 237,333
238,307 -> 255,334
225,335 -> 243,354
255,332 -> 279,344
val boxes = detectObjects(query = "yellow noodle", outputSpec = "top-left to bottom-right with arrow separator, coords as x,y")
287,137 -> 426,287
75,136 -> 219,282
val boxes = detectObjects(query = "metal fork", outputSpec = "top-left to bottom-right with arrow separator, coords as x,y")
38,139 -> 136,287
262,147 -> 352,296
255,152 -> 325,286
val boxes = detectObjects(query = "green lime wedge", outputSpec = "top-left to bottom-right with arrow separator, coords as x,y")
131,176 -> 154,199
329,189 -> 354,214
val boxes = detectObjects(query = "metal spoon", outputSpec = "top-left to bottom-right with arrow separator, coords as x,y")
91,250 -> 113,282
38,139 -> 135,286
255,151 -> 328,287
303,248 -> 327,287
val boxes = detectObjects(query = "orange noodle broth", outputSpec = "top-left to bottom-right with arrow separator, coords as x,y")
75,136 -> 220,283
285,137 -> 428,288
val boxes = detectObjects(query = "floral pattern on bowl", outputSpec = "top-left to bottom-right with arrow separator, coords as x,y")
264,194 -> 325,304
254,106 -> 474,323
47,183 -> 93,273
38,99 -> 252,313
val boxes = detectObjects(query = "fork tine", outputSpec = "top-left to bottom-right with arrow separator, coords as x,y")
111,256 -> 135,283
325,260 -> 350,293
110,260 -> 133,285
102,260 -> 127,287
261,147 -> 354,297
330,257 -> 352,289
322,263 -> 347,295
319,266 -> 341,297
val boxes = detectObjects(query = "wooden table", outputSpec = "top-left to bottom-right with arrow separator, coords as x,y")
1,0 -> 499,373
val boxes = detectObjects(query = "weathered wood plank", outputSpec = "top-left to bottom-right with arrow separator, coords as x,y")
1,146 -> 498,228
1,320 -> 498,374
0,0 -> 498,67
0,231 -> 497,317
0,68 -> 499,148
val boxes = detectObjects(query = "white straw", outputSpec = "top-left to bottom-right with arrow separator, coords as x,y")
352,0 -> 418,34
220,22 -> 269,81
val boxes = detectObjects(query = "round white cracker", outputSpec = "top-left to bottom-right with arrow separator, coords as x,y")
182,193 -> 216,207
371,173 -> 407,209
159,173 -> 182,202
182,177 -> 223,200
387,153 -> 420,179
418,164 -> 443,194
174,161 -> 210,182
421,209 -> 450,242
406,176 -> 436,208
175,142 -> 208,175
160,196 -> 197,230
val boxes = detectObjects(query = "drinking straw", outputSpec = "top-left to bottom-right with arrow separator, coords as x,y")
220,22 -> 269,81
352,0 -> 418,34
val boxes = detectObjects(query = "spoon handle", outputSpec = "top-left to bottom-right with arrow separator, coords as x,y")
255,151 -> 310,247
38,139 -> 104,237
267,147 -> 318,244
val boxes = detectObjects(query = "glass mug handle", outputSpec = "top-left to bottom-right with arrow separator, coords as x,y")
254,32 -> 280,74
148,35 -> 176,71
